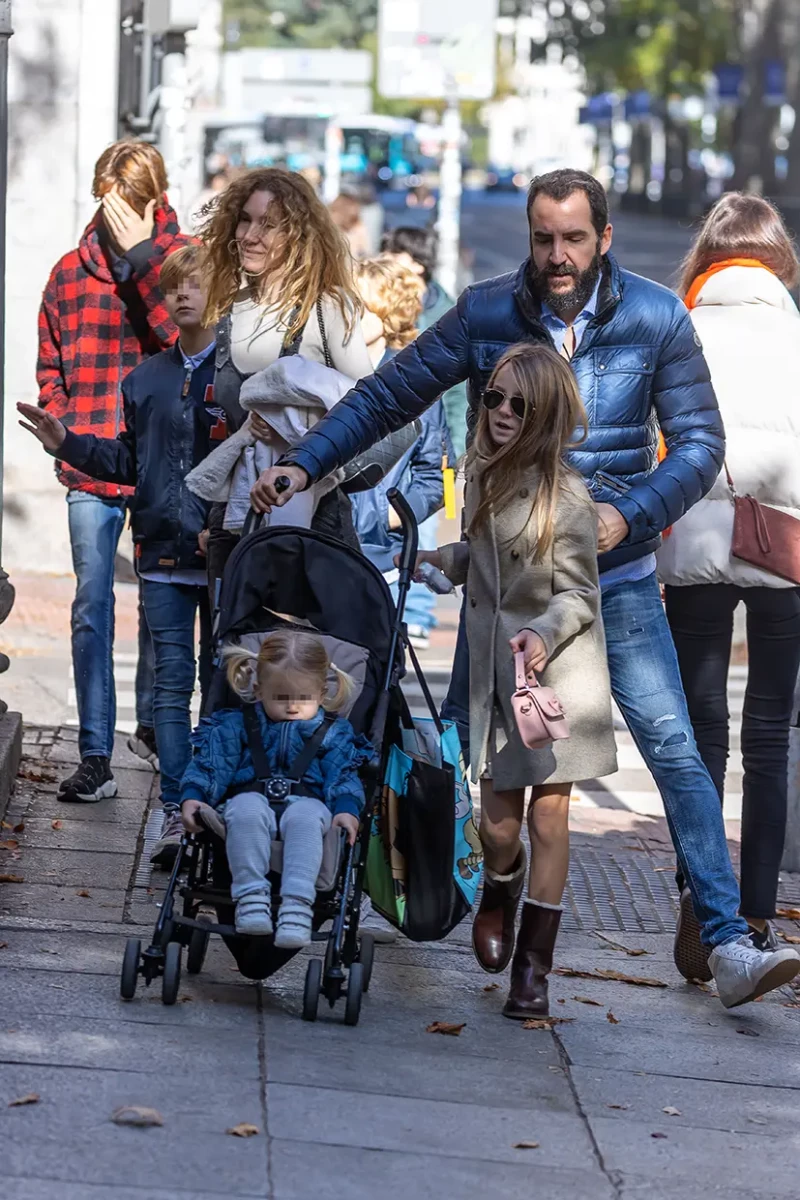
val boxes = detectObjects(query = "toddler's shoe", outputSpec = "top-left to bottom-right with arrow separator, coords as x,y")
235,891 -> 273,937
275,896 -> 314,949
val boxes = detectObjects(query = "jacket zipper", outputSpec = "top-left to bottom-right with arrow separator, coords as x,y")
177,365 -> 193,556
595,469 -> 631,496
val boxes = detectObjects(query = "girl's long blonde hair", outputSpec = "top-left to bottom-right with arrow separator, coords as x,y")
355,255 -> 425,349
199,167 -> 362,340
224,629 -> 353,713
468,343 -> 587,561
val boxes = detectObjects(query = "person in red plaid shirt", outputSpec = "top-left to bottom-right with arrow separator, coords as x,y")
37,140 -> 191,804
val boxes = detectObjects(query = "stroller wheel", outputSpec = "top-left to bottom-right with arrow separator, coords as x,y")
358,933 -> 375,993
161,941 -> 182,1006
187,919 -> 211,975
344,962 -> 364,1026
120,938 -> 141,1001
303,958 -> 322,1022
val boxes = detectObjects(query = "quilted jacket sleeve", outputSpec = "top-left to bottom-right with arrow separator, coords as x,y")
319,722 -> 372,818
611,307 -> 725,542
285,291 -> 472,484
180,711 -> 248,808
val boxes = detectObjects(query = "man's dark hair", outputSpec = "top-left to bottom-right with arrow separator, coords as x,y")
380,225 -> 438,283
527,169 -> 609,237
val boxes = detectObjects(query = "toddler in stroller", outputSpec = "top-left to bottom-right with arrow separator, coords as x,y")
180,630 -> 371,945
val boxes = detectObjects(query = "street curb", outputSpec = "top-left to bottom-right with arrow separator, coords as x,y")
0,711 -> 23,825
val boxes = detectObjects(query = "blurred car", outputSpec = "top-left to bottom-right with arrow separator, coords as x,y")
485,166 -> 528,192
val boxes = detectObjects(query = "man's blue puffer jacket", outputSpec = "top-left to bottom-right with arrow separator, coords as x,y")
285,254 -> 725,573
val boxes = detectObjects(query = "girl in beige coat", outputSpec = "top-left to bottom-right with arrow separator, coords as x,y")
416,343 -> 616,1019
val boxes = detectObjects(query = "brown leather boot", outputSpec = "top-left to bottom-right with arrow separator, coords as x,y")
471,845 -> 527,973
502,900 -> 562,1020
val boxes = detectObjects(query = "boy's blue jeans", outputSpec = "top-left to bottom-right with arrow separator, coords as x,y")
67,492 -> 154,760
441,572 -> 749,950
140,579 -> 212,809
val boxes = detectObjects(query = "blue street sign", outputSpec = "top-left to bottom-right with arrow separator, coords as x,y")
714,64 -> 744,102
764,59 -> 786,106
579,92 -> 616,124
624,90 -> 651,120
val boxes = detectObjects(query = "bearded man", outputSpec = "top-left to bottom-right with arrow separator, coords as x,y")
247,168 -> 800,1011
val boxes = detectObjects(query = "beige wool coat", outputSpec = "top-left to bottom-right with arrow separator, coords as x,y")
439,463 -> 617,790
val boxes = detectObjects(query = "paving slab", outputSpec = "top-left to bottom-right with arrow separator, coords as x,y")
0,883 -> 126,923
1,845 -> 135,888
266,1082 -> 599,1170
0,1062 -> 267,1196
15,816 -> 143,853
0,1182 -> 263,1200
269,1139 -> 617,1200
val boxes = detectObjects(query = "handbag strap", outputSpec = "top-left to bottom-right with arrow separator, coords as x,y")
514,650 -> 538,691
723,460 -> 737,497
316,297 -> 334,368
242,704 -> 333,782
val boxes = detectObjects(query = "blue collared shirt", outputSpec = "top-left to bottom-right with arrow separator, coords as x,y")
179,339 -> 216,371
539,275 -> 601,355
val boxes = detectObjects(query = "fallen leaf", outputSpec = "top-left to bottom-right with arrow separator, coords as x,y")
606,1010 -> 620,1025
776,907 -> 800,921
653,866 -> 672,872
622,844 -> 645,851
13,823 -> 24,834
426,1021 -> 466,1036
573,995 -> 602,1006
51,820 -> 63,831
0,820 -> 11,829
8,1093 -> 40,1107
651,1132 -> 668,1139
662,1106 -> 681,1117
179,996 -> 193,1003
0,874 -> 24,884
17,766 -> 55,783
748,1116 -> 767,1125
554,967 -> 667,989
0,942 -> 7,950
593,932 -> 650,956
557,998 -> 566,1004
783,1001 -> 800,1009
689,978 -> 713,994
0,839 -> 19,851
75,889 -> 91,898
483,983 -> 500,992
513,1140 -> 540,1149
227,1123 -> 260,1138
736,1028 -> 760,1038
607,1103 -> 631,1110
778,931 -> 800,945
111,1106 -> 163,1128
521,1017 -> 575,1029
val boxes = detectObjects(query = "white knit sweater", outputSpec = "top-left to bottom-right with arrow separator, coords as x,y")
657,265 -> 800,589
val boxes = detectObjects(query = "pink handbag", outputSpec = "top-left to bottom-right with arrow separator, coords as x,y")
511,651 -> 570,750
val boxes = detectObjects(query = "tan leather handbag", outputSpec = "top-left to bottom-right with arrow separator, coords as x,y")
511,651 -> 570,750
726,464 -> 800,586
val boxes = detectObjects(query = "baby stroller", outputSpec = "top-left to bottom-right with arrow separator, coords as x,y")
119,489 -> 435,1025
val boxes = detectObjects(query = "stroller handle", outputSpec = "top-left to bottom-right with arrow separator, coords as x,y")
387,488 -> 418,577
241,476 -> 292,538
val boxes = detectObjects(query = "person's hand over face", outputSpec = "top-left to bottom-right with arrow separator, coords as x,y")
102,186 -> 156,253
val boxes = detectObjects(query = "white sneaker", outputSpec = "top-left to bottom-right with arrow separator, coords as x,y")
359,895 -> 398,944
406,624 -> 430,651
709,935 -> 800,1008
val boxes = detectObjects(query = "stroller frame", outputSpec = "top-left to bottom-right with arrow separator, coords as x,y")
119,489 -> 443,1025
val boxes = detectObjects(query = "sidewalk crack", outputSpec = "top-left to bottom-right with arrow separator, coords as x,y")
257,986 -> 275,1200
553,1029 -> 623,1197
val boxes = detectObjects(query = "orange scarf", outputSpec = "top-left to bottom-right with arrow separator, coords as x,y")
683,257 -> 774,311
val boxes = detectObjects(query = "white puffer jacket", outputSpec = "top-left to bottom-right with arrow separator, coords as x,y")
657,265 -> 800,589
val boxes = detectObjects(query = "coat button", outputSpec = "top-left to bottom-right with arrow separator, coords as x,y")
470,597 -> 477,608
519,487 -> 529,498
511,549 -> 520,560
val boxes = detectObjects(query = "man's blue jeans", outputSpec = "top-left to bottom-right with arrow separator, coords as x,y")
441,572 -> 749,949
140,579 -> 212,809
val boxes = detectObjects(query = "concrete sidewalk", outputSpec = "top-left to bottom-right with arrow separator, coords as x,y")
1,724 -> 800,1200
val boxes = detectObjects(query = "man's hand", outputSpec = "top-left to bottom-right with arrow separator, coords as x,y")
332,812 -> 359,845
101,187 -> 156,253
17,403 -> 67,453
509,628 -> 548,677
181,800 -> 203,833
250,465 -> 309,513
596,503 -> 629,553
197,529 -> 210,557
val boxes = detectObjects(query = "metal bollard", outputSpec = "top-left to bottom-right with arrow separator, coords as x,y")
783,670 -> 800,871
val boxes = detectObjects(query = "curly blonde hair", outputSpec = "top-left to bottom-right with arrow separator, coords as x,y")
198,167 -> 361,340
355,255 -> 425,350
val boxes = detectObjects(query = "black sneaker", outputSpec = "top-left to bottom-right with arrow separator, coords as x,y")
673,887 -> 712,982
749,922 -> 780,953
127,725 -> 159,771
58,757 -> 118,804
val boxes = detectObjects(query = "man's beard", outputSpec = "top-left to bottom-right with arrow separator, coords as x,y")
530,245 -> 603,314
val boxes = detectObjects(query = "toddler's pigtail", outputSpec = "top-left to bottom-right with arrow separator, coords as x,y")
223,645 -> 259,701
324,664 -> 354,713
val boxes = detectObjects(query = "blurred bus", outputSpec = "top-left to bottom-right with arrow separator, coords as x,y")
338,116 -> 421,189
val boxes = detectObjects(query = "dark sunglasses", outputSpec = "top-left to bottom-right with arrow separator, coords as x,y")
482,388 -> 528,421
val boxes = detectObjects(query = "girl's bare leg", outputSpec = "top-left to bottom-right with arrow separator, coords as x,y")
478,779 -> 525,875
526,784 -> 572,906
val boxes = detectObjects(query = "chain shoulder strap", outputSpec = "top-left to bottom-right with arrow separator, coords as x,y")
316,296 -> 334,368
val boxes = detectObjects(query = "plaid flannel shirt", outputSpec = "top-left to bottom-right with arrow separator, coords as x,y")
36,198 -> 191,497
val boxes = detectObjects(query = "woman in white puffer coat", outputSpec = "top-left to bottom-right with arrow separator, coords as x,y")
658,192 -> 800,951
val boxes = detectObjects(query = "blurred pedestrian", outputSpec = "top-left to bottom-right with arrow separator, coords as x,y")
36,140 -> 190,804
251,168 -> 800,1009
23,245 -> 217,868
354,181 -> 384,256
197,167 -> 373,599
660,193 -> 800,950
351,255 -> 453,650
328,192 -> 370,260
380,225 -> 468,456
416,343 -> 616,1018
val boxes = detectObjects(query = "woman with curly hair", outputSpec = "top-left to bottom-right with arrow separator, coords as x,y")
198,167 -> 374,582
350,255 -> 454,649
